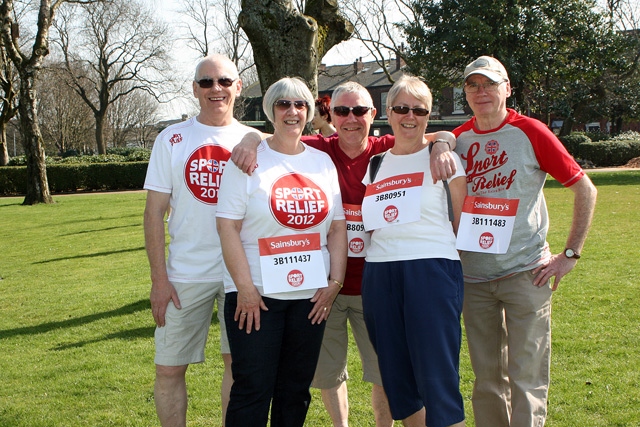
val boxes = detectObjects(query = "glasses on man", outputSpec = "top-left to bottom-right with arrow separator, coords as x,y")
332,106 -> 372,117
195,77 -> 236,88
389,106 -> 430,116
463,80 -> 506,93
274,100 -> 309,111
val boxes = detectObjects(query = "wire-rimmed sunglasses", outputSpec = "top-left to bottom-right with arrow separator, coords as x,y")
274,100 -> 309,111
195,77 -> 236,88
332,106 -> 371,117
388,106 -> 430,116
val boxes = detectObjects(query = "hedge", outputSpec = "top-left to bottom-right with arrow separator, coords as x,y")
0,162 -> 148,196
2,137 -> 640,196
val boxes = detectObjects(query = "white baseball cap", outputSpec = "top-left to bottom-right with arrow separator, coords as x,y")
464,56 -> 509,83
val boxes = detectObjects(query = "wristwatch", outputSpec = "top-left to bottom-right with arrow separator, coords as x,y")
564,248 -> 581,259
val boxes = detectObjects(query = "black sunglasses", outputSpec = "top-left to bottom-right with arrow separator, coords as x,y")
332,106 -> 371,117
195,77 -> 236,88
389,106 -> 430,116
274,100 -> 309,110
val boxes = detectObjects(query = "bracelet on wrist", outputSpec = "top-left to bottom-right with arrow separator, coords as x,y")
429,139 -> 451,153
329,278 -> 343,288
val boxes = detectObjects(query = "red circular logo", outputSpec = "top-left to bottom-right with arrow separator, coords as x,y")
349,238 -> 365,254
184,145 -> 232,204
270,173 -> 329,230
383,205 -> 398,223
479,232 -> 494,249
485,140 -> 499,155
287,270 -> 304,287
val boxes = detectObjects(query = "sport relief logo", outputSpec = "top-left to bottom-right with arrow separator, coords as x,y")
270,173 -> 329,230
462,141 -> 516,194
383,205 -> 398,223
184,144 -> 231,204
287,270 -> 304,287
170,133 -> 183,146
479,232 -> 494,249
349,238 -> 365,254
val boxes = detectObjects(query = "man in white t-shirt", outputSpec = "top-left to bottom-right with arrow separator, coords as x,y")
143,54 -> 257,427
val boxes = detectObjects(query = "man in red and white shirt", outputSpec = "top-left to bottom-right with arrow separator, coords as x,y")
453,56 -> 597,427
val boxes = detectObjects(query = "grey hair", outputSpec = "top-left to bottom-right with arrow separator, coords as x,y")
262,77 -> 316,124
194,54 -> 239,81
386,75 -> 433,113
330,81 -> 374,109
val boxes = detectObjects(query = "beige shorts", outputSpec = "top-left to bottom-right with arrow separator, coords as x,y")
154,280 -> 229,366
312,294 -> 382,389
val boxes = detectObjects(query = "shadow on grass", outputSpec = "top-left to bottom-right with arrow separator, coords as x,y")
52,326 -> 155,350
59,223 -> 142,236
33,247 -> 145,264
0,299 -> 150,339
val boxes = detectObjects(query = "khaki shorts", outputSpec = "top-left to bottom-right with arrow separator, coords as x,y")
154,280 -> 229,366
312,294 -> 382,389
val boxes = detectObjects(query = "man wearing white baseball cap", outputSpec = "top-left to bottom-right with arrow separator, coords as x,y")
451,55 -> 598,426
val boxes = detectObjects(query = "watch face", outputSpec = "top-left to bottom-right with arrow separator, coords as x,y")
565,249 -> 574,257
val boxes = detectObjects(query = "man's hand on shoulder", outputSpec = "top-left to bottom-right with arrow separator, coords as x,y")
231,132 -> 264,175
427,131 -> 458,183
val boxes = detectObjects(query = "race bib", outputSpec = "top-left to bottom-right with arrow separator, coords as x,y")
362,173 -> 423,231
258,233 -> 327,294
344,203 -> 369,257
456,196 -> 519,254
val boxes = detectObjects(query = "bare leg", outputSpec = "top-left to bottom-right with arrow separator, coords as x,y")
155,364 -> 189,427
321,382 -> 349,427
221,353 -> 232,427
372,384 -> 394,427
401,408 -> 426,427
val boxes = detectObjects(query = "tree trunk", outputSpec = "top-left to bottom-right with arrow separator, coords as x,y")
559,116 -> 574,137
0,123 -> 9,166
18,72 -> 53,204
239,0 -> 352,99
95,112 -> 106,154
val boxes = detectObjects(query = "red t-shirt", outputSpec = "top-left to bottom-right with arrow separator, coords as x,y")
302,134 -> 395,295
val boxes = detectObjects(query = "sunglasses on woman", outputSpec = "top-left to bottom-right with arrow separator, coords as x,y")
389,106 -> 430,116
195,77 -> 236,88
274,100 -> 309,110
332,106 -> 372,117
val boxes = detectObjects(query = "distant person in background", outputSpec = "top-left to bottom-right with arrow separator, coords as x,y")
312,95 -> 337,136
144,54 -> 257,427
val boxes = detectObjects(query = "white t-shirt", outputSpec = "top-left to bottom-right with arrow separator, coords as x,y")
362,145 -> 465,263
216,140 -> 344,300
144,117 -> 256,282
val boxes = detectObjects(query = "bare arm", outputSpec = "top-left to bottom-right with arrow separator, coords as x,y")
309,219 -> 348,324
230,132 -> 268,175
216,217 -> 268,333
144,190 -> 180,327
425,131 -> 458,183
533,175 -> 598,290
448,175 -> 468,235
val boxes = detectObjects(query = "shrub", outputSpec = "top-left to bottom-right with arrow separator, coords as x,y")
559,133 -> 591,157
0,162 -> 149,195
576,140 -> 640,167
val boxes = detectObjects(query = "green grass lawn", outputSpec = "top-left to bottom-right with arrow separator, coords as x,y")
1,170 -> 639,426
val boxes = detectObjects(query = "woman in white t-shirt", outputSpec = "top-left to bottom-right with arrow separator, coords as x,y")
216,77 -> 347,427
361,75 -> 468,427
